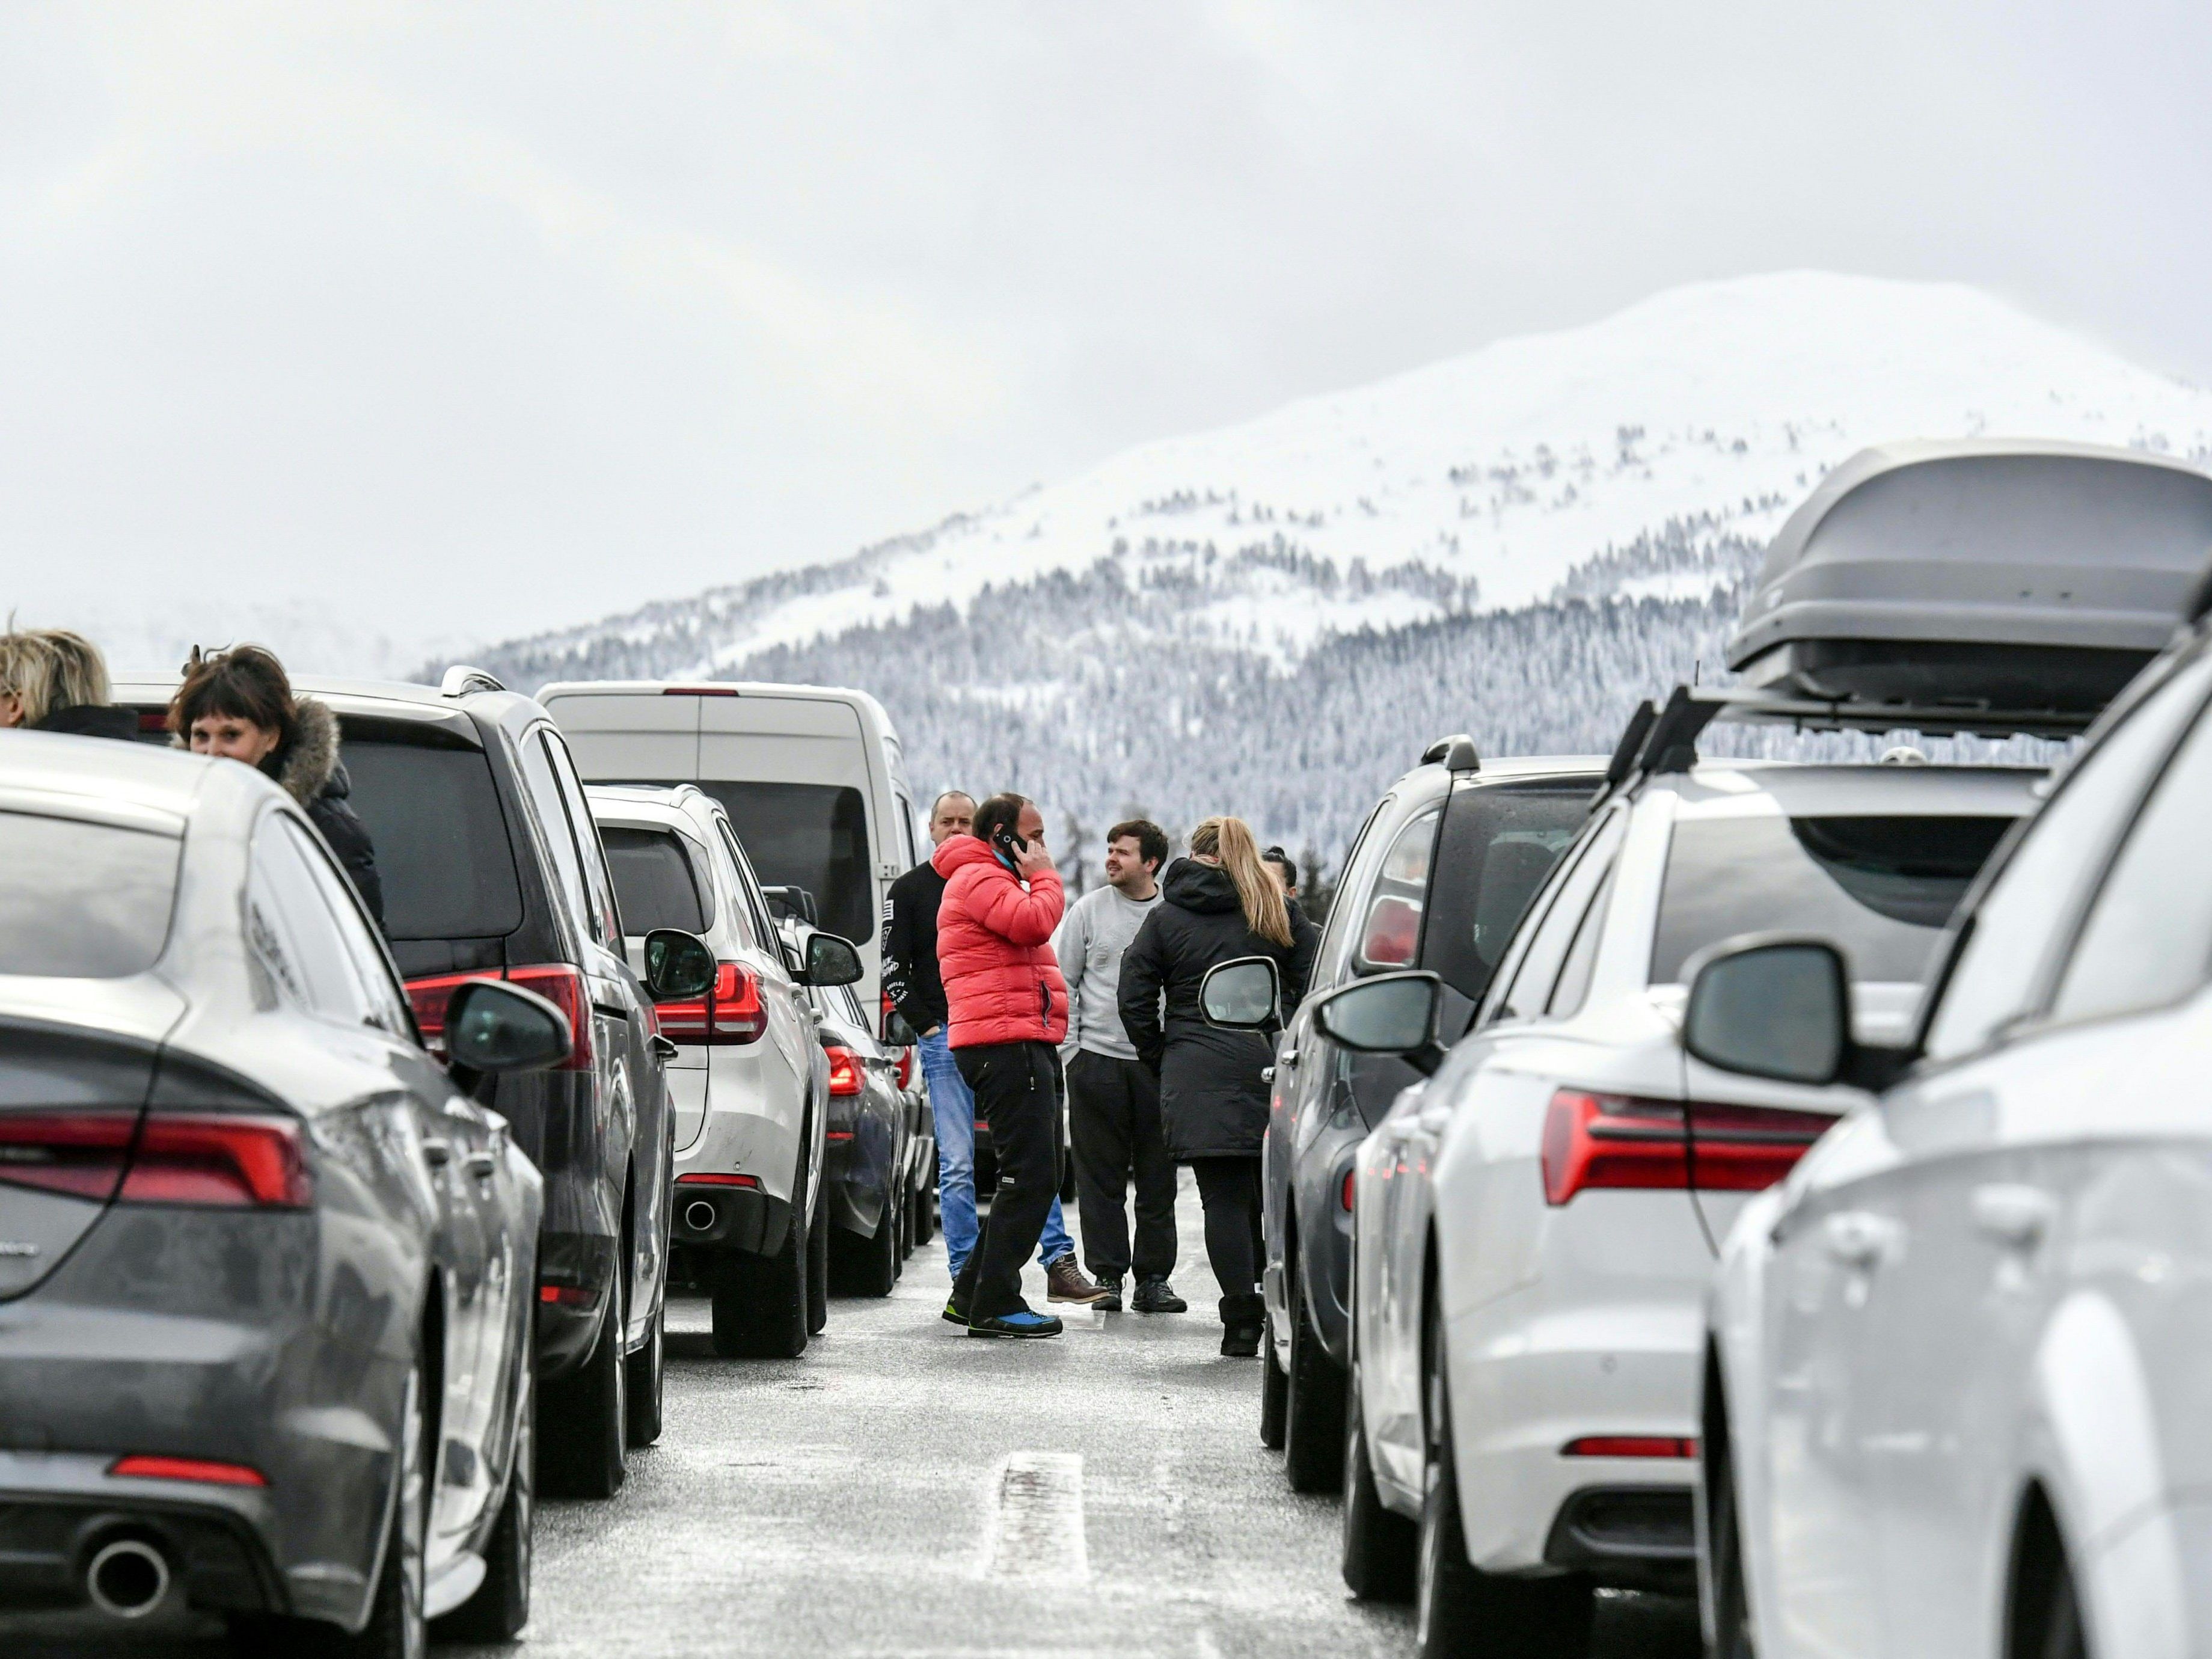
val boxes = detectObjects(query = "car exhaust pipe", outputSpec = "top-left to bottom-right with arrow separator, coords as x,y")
683,1200 -> 717,1233
85,1537 -> 171,1620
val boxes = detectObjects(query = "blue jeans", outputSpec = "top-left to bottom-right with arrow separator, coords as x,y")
921,1028 -> 1073,1280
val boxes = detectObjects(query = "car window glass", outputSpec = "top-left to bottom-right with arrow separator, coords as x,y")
541,734 -> 623,950
1314,796 -> 1394,986
251,814 -> 376,1023
342,735 -> 522,942
715,820 -> 773,954
601,826 -> 708,936
1926,649 -> 2212,1061
1356,806 -> 1441,972
517,733 -> 592,952
2050,692 -> 2212,1025
1546,860 -> 1617,1018
679,780 -> 872,951
0,812 -> 179,978
282,817 -> 411,1035
1489,808 -> 1626,1022
894,793 -> 919,868
1422,782 -> 1594,1001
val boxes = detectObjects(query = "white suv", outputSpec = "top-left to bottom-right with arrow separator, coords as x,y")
1305,732 -> 2037,1654
587,785 -> 832,1358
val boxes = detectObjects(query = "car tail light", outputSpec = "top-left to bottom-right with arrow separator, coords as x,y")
655,962 -> 766,1045
0,1111 -> 309,1209
538,1280 -> 601,1309
896,1049 -> 913,1089
677,1171 -> 760,1189
826,1046 -> 863,1097
826,1129 -> 855,1143
109,1455 -> 268,1487
408,965 -> 593,1070
1561,1436 -> 1697,1459
1541,1090 -> 1832,1206
1359,897 -> 1421,966
659,685 -> 739,696
1341,1170 -> 1356,1212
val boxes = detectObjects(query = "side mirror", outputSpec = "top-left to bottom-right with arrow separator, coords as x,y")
643,928 -> 717,1002
446,980 -> 572,1075
1201,957 -> 1281,1030
1683,937 -> 1850,1086
1312,971 -> 1447,1075
803,931 -> 864,988
882,1006 -> 919,1047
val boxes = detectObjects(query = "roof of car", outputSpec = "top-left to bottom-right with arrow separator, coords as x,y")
0,728 -> 254,827
1391,753 -> 1610,795
583,784 -> 710,829
1653,761 -> 2044,818
109,671 -> 544,740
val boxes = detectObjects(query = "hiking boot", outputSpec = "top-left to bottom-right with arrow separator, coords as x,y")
1046,1256 -> 1111,1305
969,1308 -> 1064,1339
1091,1275 -> 1124,1313
1132,1275 -> 1187,1314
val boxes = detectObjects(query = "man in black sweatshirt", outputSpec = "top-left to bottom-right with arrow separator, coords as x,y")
883,790 -> 1092,1300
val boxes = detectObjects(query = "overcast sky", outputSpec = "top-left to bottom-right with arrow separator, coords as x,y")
5,2 -> 2210,660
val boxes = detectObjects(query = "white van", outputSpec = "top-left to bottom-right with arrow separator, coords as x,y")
540,681 -> 922,1016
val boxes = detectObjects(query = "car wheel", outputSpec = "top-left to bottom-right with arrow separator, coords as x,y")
1342,1358 -> 1416,1602
1284,1275 -> 1346,1492
623,1297 -> 664,1448
911,1172 -> 936,1247
1260,1307 -> 1288,1450
435,1357 -> 533,1643
1417,1298 -> 1592,1658
712,1205 -> 810,1359
540,1265 -> 628,1498
806,1189 -> 830,1334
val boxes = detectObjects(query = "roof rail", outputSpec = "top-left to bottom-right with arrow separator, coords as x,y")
440,665 -> 506,699
1421,733 -> 1481,772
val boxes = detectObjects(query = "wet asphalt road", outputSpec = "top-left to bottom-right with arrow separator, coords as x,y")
11,1174 -> 1698,1658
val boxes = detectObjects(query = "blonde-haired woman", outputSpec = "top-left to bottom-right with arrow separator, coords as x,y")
0,627 -> 135,740
1118,815 -> 1317,1355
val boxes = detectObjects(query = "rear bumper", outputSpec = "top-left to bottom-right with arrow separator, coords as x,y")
535,1227 -> 622,1378
1542,1485 -> 1696,1592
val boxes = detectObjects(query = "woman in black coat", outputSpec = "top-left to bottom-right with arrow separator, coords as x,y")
1120,815 -> 1317,1355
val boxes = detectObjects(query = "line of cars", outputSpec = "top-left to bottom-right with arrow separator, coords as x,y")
0,667 -> 935,1649
1211,438 -> 2212,1658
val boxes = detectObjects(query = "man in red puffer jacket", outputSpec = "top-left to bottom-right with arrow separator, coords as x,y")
937,793 -> 1078,1338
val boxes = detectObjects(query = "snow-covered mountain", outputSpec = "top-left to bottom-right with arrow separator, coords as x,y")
470,271 -> 2212,875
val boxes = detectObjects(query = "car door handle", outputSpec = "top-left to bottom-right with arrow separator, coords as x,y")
1971,1184 -> 2056,1250
1278,1048 -> 1298,1069
1822,1211 -> 1891,1269
649,1034 -> 679,1063
421,1138 -> 453,1170
464,1150 -> 498,1181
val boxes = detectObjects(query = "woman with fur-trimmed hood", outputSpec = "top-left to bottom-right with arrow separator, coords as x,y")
170,645 -> 385,929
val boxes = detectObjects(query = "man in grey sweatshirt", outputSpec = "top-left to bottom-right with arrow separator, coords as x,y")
1052,818 -> 1186,1313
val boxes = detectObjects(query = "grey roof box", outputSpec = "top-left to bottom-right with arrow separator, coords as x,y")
1729,438 -> 2212,714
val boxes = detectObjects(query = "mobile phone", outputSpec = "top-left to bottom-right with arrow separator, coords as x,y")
992,826 -> 1027,859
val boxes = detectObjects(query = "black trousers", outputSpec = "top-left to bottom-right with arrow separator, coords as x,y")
1065,1050 -> 1178,1281
949,1041 -> 1063,1320
1189,1156 -> 1264,1308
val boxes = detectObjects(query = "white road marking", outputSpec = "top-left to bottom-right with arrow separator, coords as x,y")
980,1451 -> 1089,1582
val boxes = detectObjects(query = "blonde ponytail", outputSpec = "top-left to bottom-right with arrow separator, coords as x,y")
1191,815 -> 1293,948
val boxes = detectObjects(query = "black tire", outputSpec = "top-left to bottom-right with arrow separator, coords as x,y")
711,1206 -> 809,1359
911,1170 -> 936,1247
1343,1358 -> 1417,1602
1704,1386 -> 1756,1659
1260,1307 -> 1288,1450
806,1188 -> 830,1334
860,1203 -> 898,1296
540,1265 -> 628,1499
2030,1552 -> 2087,1659
1284,1275 -> 1346,1493
624,1296 -> 664,1448
1417,1299 -> 1592,1658
434,1357 -> 533,1643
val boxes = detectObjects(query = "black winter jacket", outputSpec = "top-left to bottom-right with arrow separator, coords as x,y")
881,860 -> 950,1035
260,699 -> 385,930
31,704 -> 139,741
1118,858 -> 1319,1160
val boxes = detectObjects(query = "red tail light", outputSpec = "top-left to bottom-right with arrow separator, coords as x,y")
826,1046 -> 863,1097
1562,1436 -> 1697,1459
676,1171 -> 759,1189
0,1111 -> 310,1209
1341,1170 -> 1356,1212
826,1129 -> 855,1143
655,962 -> 766,1045
407,964 -> 593,1070
881,992 -> 915,1087
1540,1090 -> 1832,1206
109,1455 -> 268,1487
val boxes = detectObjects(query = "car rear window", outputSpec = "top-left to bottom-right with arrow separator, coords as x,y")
0,812 -> 181,977
1650,814 -> 2015,986
342,735 -> 525,942
682,782 -> 871,948
602,827 -> 709,936
1421,785 -> 1596,999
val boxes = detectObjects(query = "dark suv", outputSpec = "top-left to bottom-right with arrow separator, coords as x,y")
1260,735 -> 1603,1489
115,666 -> 673,1500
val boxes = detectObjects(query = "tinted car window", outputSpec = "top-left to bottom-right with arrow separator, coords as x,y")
712,820 -> 768,952
0,812 -> 179,978
1492,809 -> 1625,1019
1546,861 -> 1617,1018
2050,695 -> 2212,1025
603,827 -> 708,936
1313,796 -> 1392,987
1652,814 -> 2013,987
1422,784 -> 1594,1000
542,734 -> 624,950
686,781 -> 872,948
342,734 -> 524,942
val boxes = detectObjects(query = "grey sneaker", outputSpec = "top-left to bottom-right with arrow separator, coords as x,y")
1046,1256 -> 1112,1304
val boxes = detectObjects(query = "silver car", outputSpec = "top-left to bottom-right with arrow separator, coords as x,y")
0,731 -> 564,1651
